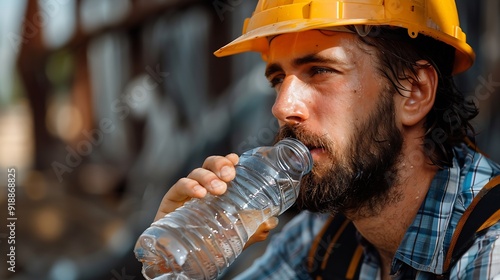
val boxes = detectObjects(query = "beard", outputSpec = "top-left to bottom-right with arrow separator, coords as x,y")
274,88 -> 404,218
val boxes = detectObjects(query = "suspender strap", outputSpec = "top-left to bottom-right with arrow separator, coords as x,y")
443,175 -> 500,273
307,214 -> 363,280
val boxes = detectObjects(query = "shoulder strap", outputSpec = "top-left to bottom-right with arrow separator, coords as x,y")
307,214 -> 363,280
443,175 -> 500,274
307,176 -> 500,279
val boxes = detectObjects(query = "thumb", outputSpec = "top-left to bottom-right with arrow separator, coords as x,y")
244,217 -> 279,250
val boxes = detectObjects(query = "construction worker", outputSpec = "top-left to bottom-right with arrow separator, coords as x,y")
155,0 -> 500,278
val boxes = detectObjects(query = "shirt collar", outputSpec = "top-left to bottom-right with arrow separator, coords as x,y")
359,145 -> 499,276
391,155 -> 462,274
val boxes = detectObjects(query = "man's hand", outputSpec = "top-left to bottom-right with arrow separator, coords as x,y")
154,153 -> 279,248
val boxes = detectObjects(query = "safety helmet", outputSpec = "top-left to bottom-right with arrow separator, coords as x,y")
214,0 -> 474,75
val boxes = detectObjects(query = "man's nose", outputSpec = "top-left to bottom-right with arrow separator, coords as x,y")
272,75 -> 310,125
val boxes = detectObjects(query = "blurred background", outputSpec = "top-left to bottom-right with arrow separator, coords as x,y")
0,0 -> 498,279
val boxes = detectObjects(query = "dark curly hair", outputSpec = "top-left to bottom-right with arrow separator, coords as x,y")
348,26 -> 479,167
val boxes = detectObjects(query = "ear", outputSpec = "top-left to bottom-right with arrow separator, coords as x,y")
398,60 -> 438,127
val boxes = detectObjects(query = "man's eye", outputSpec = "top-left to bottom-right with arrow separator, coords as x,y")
268,75 -> 284,88
311,67 -> 337,76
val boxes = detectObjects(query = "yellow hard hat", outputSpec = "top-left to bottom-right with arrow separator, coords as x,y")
214,0 -> 475,75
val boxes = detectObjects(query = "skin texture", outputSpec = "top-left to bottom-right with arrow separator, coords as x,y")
269,31 -> 405,217
156,30 -> 441,278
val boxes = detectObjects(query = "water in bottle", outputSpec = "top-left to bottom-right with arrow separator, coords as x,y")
134,138 -> 313,279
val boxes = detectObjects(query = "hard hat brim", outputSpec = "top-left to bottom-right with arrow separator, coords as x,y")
214,19 -> 474,75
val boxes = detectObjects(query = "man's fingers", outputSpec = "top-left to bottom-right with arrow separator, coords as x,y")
154,177 -> 207,221
264,217 -> 280,229
225,153 -> 239,165
154,153 -> 239,222
185,168 -> 227,195
202,154 -> 238,182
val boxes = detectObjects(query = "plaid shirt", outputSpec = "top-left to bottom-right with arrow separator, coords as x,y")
234,144 -> 500,279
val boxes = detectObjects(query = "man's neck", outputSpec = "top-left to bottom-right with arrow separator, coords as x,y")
349,143 -> 439,271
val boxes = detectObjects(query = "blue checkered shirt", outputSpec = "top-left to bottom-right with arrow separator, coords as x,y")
234,144 -> 500,279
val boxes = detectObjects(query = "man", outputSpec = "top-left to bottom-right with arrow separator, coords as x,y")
155,0 -> 500,278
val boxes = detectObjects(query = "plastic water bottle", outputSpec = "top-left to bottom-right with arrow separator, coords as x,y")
134,138 -> 313,279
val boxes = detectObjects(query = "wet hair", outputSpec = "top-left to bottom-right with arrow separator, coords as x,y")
347,26 -> 479,167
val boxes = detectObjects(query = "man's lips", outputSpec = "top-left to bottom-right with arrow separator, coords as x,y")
308,147 -> 327,160
309,147 -> 325,153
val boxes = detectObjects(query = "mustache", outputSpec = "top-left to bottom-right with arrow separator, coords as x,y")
274,124 -> 331,153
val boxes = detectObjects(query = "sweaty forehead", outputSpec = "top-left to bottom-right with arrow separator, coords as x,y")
267,30 -> 362,64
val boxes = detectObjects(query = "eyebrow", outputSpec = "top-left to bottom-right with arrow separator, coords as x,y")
265,63 -> 282,79
265,53 -> 346,79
